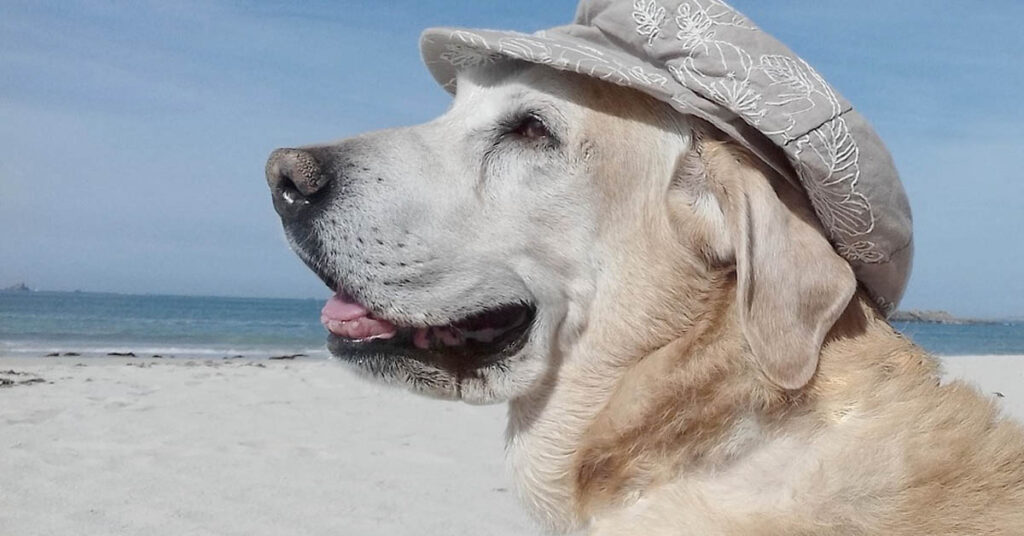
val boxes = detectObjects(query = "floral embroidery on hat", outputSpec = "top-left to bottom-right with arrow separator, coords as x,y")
632,0 -> 667,46
440,43 -> 500,68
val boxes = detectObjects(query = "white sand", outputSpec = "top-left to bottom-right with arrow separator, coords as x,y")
0,357 -> 530,535
1,354 -> 1022,535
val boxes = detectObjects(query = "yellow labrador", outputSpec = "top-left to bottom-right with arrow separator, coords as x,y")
267,63 -> 1024,534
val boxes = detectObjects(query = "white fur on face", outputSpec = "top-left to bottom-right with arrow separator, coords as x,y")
290,63 -> 664,403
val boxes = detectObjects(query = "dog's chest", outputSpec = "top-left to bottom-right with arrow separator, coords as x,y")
590,422 -> 904,534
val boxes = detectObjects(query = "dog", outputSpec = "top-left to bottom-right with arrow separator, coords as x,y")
267,62 -> 1024,534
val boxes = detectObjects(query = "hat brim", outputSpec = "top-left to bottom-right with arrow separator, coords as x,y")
422,27 -> 670,96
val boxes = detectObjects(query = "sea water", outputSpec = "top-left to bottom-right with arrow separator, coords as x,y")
1,291 -> 1022,358
0,291 -> 329,359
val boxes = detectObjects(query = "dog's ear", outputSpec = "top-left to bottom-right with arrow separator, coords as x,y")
696,139 -> 856,390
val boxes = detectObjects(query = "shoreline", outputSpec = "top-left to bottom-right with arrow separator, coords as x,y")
0,345 -> 332,361
2,341 -> 1023,361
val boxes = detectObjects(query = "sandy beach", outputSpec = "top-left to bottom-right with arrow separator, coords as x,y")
2,354 -> 1022,536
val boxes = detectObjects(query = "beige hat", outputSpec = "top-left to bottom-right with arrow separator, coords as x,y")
420,0 -> 913,314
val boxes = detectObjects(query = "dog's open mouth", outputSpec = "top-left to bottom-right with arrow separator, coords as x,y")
321,292 -> 536,369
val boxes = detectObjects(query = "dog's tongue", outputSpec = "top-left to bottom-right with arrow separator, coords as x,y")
321,292 -> 371,321
321,292 -> 397,341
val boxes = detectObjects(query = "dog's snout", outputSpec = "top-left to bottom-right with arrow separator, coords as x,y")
266,148 -> 329,219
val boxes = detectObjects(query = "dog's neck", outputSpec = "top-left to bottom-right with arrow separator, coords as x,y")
506,278 -> 903,532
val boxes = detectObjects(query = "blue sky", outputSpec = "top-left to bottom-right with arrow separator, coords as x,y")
1,0 -> 1021,318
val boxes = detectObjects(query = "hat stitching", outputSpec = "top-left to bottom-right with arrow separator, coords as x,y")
631,0 -> 667,46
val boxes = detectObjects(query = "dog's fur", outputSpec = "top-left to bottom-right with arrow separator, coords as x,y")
274,63 -> 1024,534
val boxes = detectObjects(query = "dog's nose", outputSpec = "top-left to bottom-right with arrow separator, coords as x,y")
265,148 -> 329,219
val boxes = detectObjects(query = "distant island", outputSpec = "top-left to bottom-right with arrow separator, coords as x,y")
1,282 -> 34,293
889,309 -> 993,325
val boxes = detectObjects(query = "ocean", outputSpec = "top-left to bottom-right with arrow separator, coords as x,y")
0,291 -> 329,359
1,291 -> 1022,358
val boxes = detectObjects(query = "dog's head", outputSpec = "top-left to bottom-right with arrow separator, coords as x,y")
266,62 -> 855,402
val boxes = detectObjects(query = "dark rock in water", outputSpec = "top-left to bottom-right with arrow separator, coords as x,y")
107,352 -> 137,357
151,354 -> 164,358
63,352 -> 80,357
889,309 -> 991,325
223,355 -> 244,360
269,353 -> 306,360
45,352 -> 60,357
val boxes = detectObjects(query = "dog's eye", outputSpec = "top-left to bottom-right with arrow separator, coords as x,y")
511,115 -> 551,141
